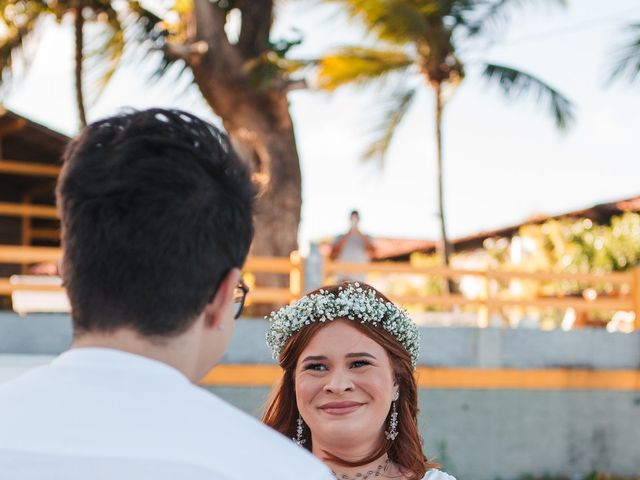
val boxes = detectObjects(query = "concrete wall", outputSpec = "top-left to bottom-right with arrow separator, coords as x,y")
2,313 -> 638,369
1,312 -> 639,480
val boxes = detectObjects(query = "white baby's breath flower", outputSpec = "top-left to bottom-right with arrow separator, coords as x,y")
265,284 -> 420,368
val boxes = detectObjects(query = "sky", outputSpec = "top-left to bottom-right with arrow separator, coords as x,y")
3,0 -> 640,252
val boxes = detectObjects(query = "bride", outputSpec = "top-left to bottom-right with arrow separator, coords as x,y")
263,282 -> 456,480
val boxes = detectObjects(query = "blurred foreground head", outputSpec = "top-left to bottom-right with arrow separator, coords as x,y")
56,108 -> 255,338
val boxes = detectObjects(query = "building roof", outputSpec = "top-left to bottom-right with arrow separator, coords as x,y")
317,236 -> 437,261
0,108 -> 69,163
366,194 -> 640,261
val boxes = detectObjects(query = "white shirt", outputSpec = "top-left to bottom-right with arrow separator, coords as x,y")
0,348 -> 333,480
335,233 -> 371,263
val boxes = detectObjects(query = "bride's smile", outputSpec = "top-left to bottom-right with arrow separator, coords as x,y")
318,400 -> 365,415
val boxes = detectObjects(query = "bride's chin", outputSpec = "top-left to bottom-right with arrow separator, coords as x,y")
312,424 -> 370,444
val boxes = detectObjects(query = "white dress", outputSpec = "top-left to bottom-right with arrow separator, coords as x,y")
423,469 -> 456,480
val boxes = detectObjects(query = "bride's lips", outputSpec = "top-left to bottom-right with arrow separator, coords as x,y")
318,401 -> 365,415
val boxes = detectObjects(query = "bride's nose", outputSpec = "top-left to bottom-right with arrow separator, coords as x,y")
323,367 -> 354,393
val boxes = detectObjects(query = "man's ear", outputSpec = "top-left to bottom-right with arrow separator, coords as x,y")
57,256 -> 65,283
203,268 -> 241,329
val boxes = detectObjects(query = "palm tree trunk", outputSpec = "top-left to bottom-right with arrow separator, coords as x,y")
74,0 -> 87,128
434,82 -> 453,293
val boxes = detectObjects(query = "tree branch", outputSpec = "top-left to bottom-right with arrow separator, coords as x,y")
236,0 -> 273,59
191,0 -> 245,79
163,41 -> 209,64
284,78 -> 307,92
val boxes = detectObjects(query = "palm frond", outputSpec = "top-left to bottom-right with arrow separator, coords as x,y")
439,0 -> 484,29
610,22 -> 640,84
242,33 -> 309,88
0,25 -> 31,82
362,86 -> 416,165
482,63 -> 574,130
465,0 -> 566,37
317,47 -> 414,90
112,2 -> 193,89
84,5 -> 126,104
325,0 -> 438,44
0,2 -> 51,85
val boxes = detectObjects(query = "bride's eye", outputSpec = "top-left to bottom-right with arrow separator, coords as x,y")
350,360 -> 371,369
304,363 -> 328,372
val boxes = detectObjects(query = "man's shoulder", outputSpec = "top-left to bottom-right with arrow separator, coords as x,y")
175,391 -> 332,479
188,391 -> 324,466
0,363 -> 50,398
332,234 -> 346,245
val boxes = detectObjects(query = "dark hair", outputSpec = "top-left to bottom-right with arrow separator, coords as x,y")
263,283 -> 437,479
56,109 -> 255,337
350,210 -> 360,218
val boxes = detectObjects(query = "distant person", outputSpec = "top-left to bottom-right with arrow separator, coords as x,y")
0,109 -> 332,480
330,210 -> 376,281
263,282 -> 456,480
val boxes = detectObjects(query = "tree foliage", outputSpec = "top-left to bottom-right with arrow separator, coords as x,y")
314,0 -> 575,271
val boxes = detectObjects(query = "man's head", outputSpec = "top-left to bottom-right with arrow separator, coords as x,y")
350,209 -> 360,228
57,109 -> 255,341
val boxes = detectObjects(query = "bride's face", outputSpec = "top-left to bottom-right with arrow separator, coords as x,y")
294,319 -> 398,449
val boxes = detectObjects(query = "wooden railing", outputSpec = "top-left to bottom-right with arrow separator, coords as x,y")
325,260 -> 640,330
0,159 -> 61,177
244,252 -> 303,304
0,246 -> 303,307
1,245 -> 639,330
0,202 -> 58,219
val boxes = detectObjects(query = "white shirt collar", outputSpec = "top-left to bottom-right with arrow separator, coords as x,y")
52,348 -> 190,385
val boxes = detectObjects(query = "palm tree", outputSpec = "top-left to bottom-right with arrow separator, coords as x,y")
315,0 -> 575,280
0,2 -> 81,125
611,22 -> 640,83
0,1 -> 307,263
0,1 -> 122,127
73,0 -> 87,127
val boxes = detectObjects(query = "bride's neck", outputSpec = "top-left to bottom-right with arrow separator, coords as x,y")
312,437 -> 391,478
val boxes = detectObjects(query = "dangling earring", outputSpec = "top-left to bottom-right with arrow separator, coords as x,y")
293,413 -> 306,446
385,391 -> 399,441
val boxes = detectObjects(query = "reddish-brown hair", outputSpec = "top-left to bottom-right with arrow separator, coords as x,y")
262,283 -> 437,479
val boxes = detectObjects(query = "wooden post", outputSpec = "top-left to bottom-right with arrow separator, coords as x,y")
478,269 -> 490,328
21,194 -> 32,274
289,251 -> 303,302
320,256 -> 327,286
632,268 -> 640,331
483,269 -> 496,328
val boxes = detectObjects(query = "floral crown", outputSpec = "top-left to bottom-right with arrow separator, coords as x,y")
266,283 -> 420,369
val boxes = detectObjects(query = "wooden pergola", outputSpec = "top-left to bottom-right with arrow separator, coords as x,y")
0,108 -> 67,279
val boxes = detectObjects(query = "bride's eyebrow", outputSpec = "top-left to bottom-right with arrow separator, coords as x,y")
301,355 -> 328,362
346,352 -> 376,359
